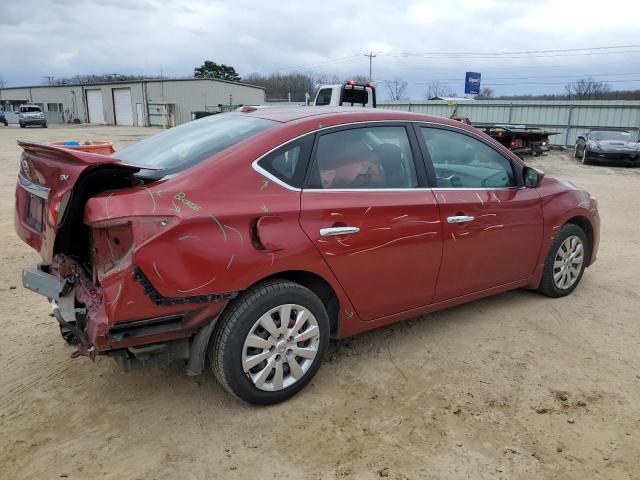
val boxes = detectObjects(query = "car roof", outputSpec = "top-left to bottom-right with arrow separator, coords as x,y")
588,128 -> 630,133
230,106 -> 462,127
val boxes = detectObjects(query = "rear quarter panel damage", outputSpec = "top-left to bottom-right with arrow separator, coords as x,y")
83,133 -> 359,343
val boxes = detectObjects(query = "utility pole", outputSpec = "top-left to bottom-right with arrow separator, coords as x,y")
44,76 -> 55,85
364,52 -> 377,82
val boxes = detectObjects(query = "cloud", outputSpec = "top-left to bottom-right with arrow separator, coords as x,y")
1,0 -> 639,98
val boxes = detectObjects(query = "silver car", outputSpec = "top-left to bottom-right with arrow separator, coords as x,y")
18,105 -> 47,128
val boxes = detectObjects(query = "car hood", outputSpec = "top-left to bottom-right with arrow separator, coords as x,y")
588,140 -> 640,152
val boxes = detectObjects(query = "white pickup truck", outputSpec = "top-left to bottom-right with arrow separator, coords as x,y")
313,80 -> 376,107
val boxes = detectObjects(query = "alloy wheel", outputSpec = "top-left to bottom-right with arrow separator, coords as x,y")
242,304 -> 320,392
553,235 -> 584,289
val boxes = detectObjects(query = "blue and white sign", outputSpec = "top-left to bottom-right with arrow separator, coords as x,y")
464,72 -> 481,95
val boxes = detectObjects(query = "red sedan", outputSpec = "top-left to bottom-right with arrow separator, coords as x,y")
15,107 -> 600,404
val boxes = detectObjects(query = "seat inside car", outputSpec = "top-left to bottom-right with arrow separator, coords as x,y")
372,143 -> 408,188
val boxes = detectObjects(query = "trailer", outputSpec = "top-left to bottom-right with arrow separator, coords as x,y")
450,116 -> 559,156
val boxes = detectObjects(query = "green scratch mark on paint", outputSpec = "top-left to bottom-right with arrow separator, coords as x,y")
344,310 -> 354,319
211,215 -> 227,241
169,199 -> 181,213
224,224 -> 244,247
260,180 -> 269,190
260,204 -> 269,213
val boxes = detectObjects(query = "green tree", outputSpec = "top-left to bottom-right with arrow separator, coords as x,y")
194,61 -> 241,81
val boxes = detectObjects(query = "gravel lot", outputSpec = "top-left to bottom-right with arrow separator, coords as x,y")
1,124 -> 639,480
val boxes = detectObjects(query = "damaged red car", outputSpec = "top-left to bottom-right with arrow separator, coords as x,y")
15,107 -> 600,405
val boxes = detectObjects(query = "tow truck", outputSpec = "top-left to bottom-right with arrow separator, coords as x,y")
313,80 -> 376,107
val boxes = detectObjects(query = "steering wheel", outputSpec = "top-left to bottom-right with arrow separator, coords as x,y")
437,173 -> 463,188
481,172 -> 507,188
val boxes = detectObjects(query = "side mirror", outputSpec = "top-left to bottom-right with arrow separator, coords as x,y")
523,166 -> 544,188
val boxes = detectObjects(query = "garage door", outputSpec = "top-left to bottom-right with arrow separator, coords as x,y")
86,90 -> 104,124
113,88 -> 133,125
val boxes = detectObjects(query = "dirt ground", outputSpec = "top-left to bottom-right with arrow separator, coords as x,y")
1,124 -> 639,480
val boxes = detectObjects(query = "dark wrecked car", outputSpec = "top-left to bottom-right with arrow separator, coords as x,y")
16,107 -> 599,405
574,129 -> 640,166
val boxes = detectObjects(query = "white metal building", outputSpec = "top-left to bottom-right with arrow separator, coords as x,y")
0,78 -> 266,126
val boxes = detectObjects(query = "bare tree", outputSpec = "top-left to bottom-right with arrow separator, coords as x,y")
343,75 -> 370,84
565,78 -> 611,100
48,73 -> 162,85
384,77 -> 408,101
474,88 -> 495,100
426,80 -> 456,99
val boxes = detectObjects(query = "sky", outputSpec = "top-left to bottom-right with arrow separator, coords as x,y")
2,0 -> 640,100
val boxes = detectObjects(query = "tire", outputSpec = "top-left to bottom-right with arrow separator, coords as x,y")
210,279 -> 330,405
537,224 -> 589,298
573,145 -> 579,158
582,149 -> 591,165
42,122 -> 47,128
19,123 -> 25,128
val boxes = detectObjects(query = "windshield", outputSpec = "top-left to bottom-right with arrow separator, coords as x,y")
589,130 -> 633,141
20,106 -> 41,113
114,114 -> 277,172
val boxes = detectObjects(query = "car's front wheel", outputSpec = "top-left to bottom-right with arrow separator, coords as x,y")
538,224 -> 589,298
210,279 -> 330,405
582,149 -> 591,165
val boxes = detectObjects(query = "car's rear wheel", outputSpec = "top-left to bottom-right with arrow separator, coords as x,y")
538,224 -> 589,298
573,144 -> 579,158
42,122 -> 47,128
210,279 -> 330,405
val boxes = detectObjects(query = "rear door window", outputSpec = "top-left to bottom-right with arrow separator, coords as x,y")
307,126 -> 419,189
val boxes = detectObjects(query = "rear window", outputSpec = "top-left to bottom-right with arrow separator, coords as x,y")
20,106 -> 42,113
114,114 -> 277,172
342,87 -> 368,106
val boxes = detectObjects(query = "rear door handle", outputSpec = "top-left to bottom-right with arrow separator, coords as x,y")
447,215 -> 474,224
320,226 -> 360,237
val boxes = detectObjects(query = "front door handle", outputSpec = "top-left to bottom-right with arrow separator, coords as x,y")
447,215 -> 475,224
320,226 -> 360,237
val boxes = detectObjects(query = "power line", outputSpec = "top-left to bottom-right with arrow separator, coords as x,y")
427,72 -> 640,82
408,78 -> 640,87
376,44 -> 640,57
251,54 -> 364,74
379,50 -> 640,60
